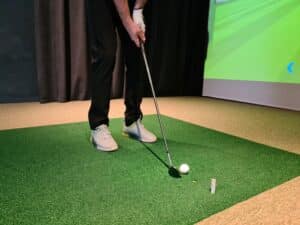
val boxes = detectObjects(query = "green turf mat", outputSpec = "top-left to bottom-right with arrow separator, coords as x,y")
0,115 -> 299,225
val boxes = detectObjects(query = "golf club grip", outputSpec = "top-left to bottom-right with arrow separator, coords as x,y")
140,43 -> 173,167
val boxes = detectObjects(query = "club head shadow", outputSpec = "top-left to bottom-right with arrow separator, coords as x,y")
168,166 -> 181,178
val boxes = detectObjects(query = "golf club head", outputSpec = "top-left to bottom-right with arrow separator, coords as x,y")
168,166 -> 181,178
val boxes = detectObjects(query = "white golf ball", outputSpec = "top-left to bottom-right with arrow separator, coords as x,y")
179,163 -> 190,174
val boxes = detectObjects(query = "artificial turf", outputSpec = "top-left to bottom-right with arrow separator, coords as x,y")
0,115 -> 299,225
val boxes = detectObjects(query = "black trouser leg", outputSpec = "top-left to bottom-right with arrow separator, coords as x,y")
118,22 -> 147,126
86,0 -> 117,129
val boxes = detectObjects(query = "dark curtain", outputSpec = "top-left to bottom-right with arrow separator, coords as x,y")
0,0 -> 38,103
145,0 -> 209,96
34,0 -> 209,102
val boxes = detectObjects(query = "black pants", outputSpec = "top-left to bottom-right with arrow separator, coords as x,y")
86,0 -> 146,129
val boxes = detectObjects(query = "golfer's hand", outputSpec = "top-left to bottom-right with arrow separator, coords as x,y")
125,19 -> 145,47
132,8 -> 146,32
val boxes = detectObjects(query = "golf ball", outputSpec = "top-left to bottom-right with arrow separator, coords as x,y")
179,163 -> 190,174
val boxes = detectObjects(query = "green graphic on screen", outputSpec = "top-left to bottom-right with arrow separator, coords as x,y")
205,0 -> 300,84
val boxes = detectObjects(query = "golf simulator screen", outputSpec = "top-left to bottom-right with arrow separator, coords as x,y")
204,0 -> 300,110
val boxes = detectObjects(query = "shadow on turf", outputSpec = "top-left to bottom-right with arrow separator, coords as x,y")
140,142 -> 181,178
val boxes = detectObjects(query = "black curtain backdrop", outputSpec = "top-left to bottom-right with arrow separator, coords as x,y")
0,1 -> 38,103
146,0 -> 209,96
35,0 -> 90,102
35,0 -> 209,102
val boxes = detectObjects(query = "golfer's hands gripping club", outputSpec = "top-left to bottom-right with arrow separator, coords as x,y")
112,0 -> 145,47
128,8 -> 146,47
132,8 -> 146,33
125,20 -> 145,47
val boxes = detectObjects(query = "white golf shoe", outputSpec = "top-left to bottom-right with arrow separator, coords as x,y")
91,124 -> 118,152
123,119 -> 157,143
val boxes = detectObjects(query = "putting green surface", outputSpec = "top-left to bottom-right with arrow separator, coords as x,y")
0,115 -> 299,225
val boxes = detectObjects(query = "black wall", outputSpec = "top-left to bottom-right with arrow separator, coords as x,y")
0,0 -> 38,103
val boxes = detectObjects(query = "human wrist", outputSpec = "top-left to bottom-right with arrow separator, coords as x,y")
132,8 -> 145,32
133,8 -> 143,15
123,16 -> 133,28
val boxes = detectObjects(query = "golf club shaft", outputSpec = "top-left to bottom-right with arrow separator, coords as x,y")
140,43 -> 173,167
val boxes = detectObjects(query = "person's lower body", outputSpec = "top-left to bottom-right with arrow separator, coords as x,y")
86,0 -> 117,129
85,0 -> 156,151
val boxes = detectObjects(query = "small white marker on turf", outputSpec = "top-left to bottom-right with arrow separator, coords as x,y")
210,178 -> 217,194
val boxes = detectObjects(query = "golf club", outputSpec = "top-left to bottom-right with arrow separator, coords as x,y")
140,43 -> 181,178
